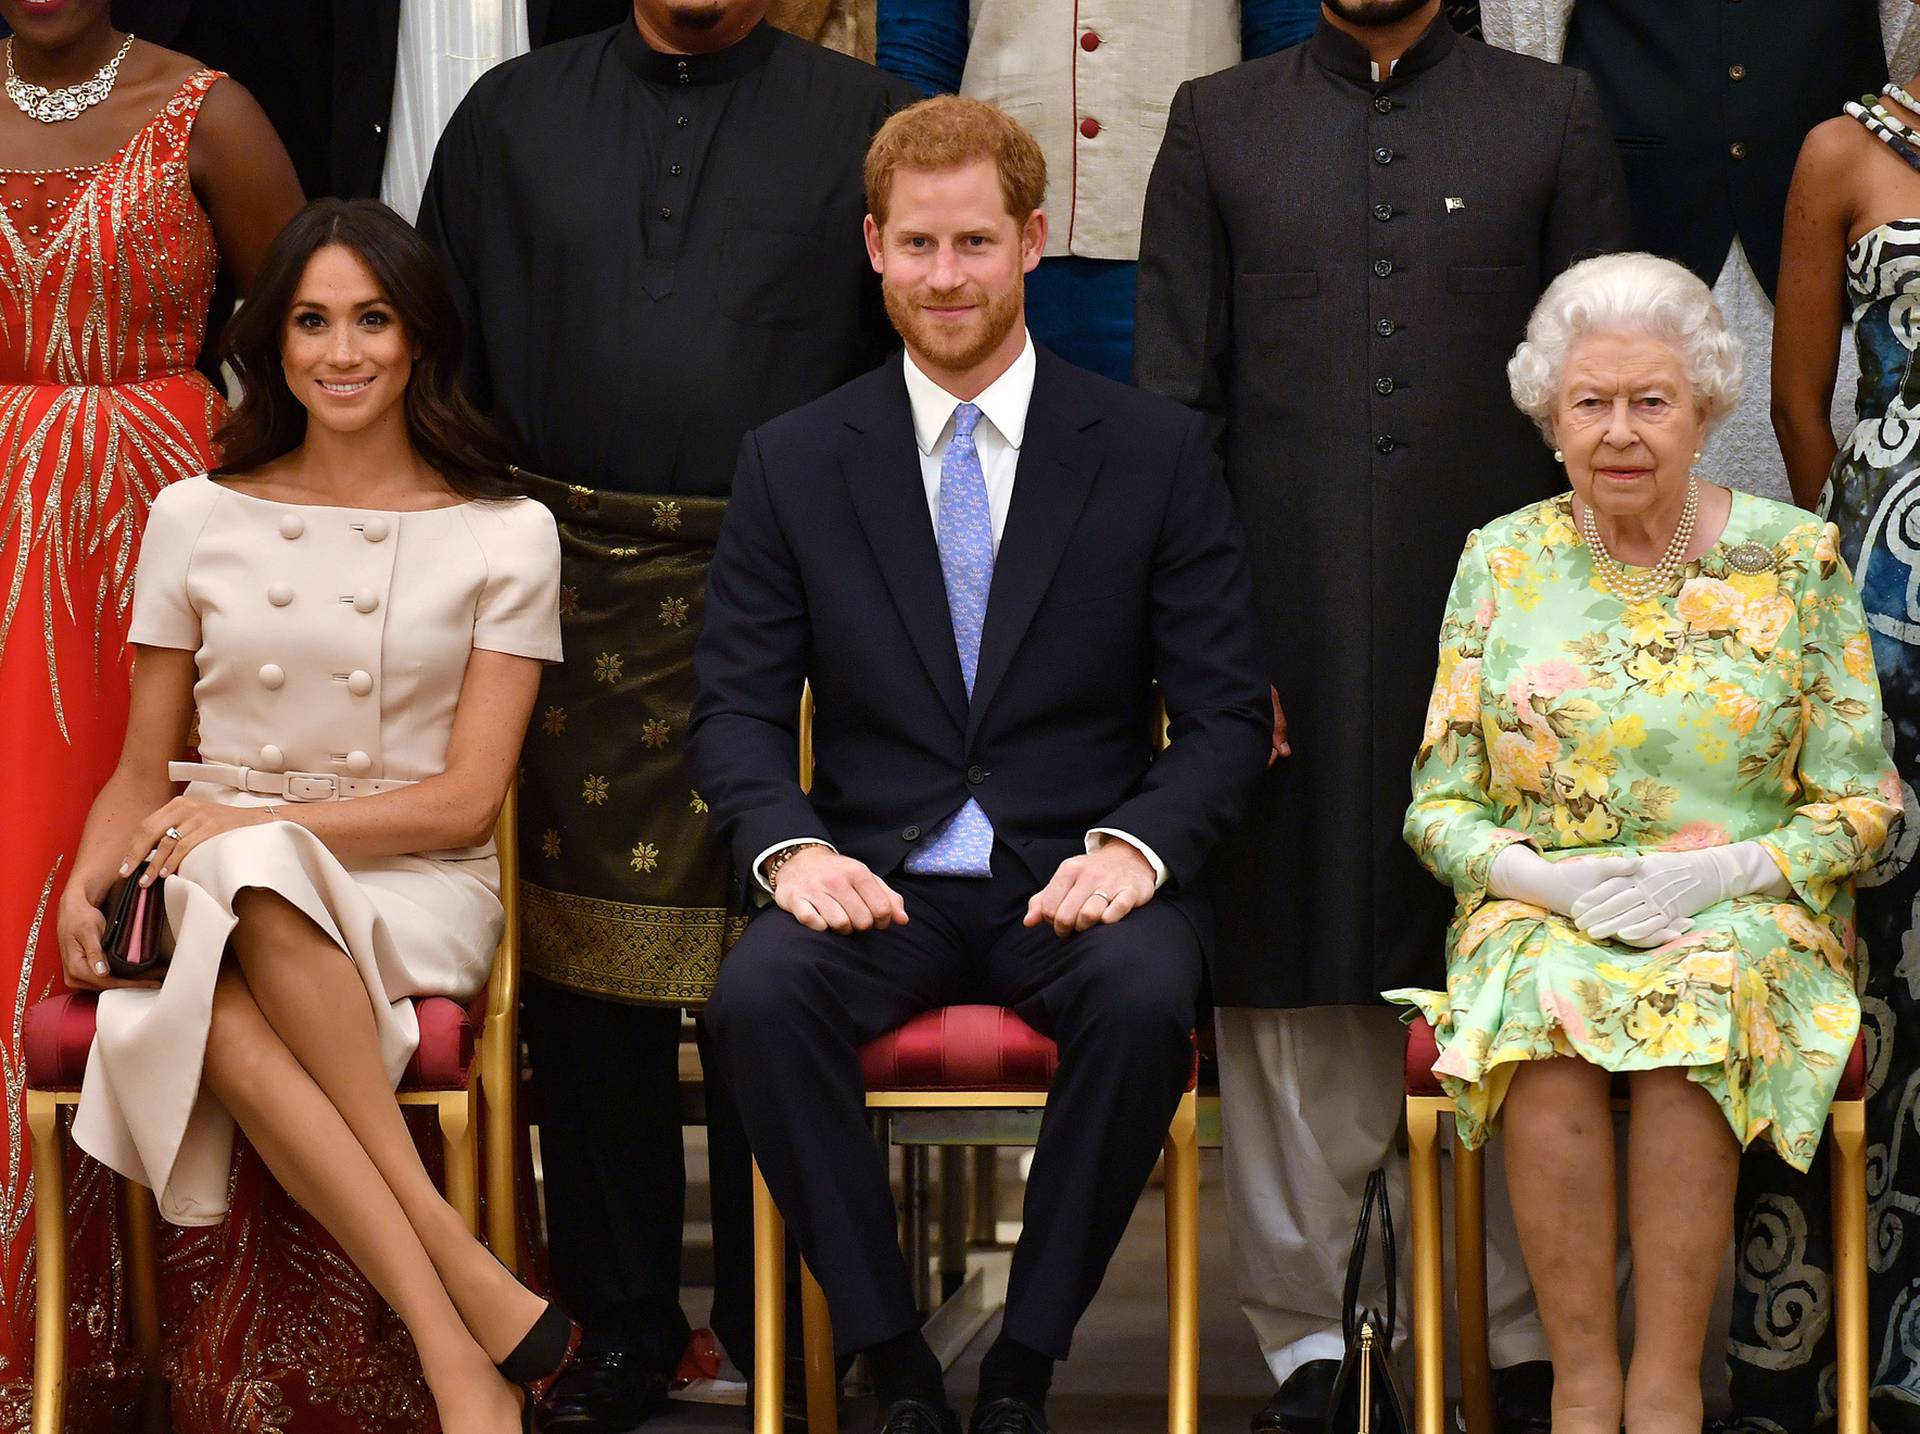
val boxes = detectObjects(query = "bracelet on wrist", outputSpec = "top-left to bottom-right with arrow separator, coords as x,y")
765,842 -> 826,892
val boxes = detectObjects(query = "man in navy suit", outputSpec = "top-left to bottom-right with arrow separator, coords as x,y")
693,96 -> 1269,1434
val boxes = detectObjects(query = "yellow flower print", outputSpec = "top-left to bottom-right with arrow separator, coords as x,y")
1445,658 -> 1482,723
1609,714 -> 1647,748
1844,633 -> 1875,684
1540,512 -> 1577,549
540,828 -> 562,860
1707,680 -> 1761,737
1695,732 -> 1729,765
1627,646 -> 1696,697
1812,1003 -> 1858,1040
1837,795 -> 1894,853
593,651 -> 624,684
1728,571 -> 1780,606
1488,546 -> 1533,589
688,790 -> 710,815
541,705 -> 568,737
1772,904 -> 1849,973
1623,600 -> 1685,646
1814,525 -> 1839,567
1676,577 -> 1743,633
1679,949 -> 1736,987
629,841 -> 660,874
1489,729 -> 1555,796
582,774 -> 610,805
1551,804 -> 1621,844
641,718 -> 672,750
1735,594 -> 1794,653
658,596 -> 690,628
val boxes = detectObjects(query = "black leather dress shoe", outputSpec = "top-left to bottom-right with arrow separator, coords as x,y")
876,1397 -> 962,1434
1251,1359 -> 1341,1433
535,1349 -> 671,1432
969,1396 -> 1050,1433
1491,1360 -> 1553,1434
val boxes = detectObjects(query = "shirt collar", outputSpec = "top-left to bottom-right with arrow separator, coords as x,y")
1308,8 -> 1457,89
614,16 -> 777,87
903,330 -> 1037,457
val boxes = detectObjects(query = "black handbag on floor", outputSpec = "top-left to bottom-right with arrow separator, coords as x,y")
1321,1168 -> 1410,1434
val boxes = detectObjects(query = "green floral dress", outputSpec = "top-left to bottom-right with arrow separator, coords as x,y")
1385,491 -> 1902,1170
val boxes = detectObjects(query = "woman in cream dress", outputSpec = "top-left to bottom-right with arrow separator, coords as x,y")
53,200 -> 569,1434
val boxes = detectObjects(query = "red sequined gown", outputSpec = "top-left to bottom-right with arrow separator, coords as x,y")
0,70 -> 435,1433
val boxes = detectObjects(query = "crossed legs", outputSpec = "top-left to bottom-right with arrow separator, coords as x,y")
202,888 -> 545,1434
1501,1058 -> 1737,1434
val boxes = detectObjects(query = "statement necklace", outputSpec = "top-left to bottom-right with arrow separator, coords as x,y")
6,34 -> 134,124
1580,475 -> 1699,603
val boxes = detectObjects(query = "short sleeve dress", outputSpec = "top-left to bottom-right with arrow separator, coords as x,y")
72,475 -> 562,1226
1385,490 -> 1902,1170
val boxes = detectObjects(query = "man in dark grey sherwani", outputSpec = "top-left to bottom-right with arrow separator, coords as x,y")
1134,2 -> 1628,1428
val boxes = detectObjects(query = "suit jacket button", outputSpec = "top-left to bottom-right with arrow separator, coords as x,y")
1373,96 -> 1393,114
1373,146 -> 1393,165
966,765 -> 986,784
1375,318 -> 1396,337
1376,435 -> 1398,454
1372,202 -> 1393,222
1375,377 -> 1395,396
903,825 -> 921,841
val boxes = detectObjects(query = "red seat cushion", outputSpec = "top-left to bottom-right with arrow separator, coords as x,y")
1404,1013 -> 1870,1104
860,1006 -> 1060,1091
858,1004 -> 1200,1094
25,990 -> 482,1094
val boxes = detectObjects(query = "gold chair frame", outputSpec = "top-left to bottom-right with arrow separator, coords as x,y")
747,688 -> 1199,1434
25,786 -> 525,1434
1405,1079 -> 1870,1434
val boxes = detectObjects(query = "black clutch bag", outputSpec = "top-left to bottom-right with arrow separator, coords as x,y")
1321,1168 -> 1410,1434
100,862 -> 168,981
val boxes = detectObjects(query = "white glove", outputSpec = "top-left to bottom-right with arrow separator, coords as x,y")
1488,845 -> 1641,917
1570,842 -> 1790,947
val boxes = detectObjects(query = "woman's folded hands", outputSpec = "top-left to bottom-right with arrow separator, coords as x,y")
1488,842 -> 1789,947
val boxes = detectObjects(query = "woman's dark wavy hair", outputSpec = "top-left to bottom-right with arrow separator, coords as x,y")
212,198 -> 519,500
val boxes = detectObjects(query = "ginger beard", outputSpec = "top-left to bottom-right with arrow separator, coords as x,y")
882,269 -> 1026,374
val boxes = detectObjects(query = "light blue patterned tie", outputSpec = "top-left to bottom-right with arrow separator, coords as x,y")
905,401 -> 996,877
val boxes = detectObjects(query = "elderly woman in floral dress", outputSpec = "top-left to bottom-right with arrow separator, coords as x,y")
1387,252 -> 1902,1434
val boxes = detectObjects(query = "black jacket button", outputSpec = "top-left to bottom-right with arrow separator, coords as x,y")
966,765 -> 987,785
903,825 -> 921,841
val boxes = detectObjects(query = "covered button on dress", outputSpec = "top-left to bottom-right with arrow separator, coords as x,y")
72,475 -> 562,1225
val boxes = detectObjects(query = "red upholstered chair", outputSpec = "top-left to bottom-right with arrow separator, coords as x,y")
750,1006 -> 1202,1434
751,690 -> 1200,1434
1402,1013 -> 1870,1434
23,786 -> 527,1434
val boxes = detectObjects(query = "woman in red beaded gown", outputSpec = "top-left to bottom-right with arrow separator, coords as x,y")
0,1 -> 309,1428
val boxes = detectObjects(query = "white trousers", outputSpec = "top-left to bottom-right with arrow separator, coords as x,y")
1216,1006 -> 1551,1387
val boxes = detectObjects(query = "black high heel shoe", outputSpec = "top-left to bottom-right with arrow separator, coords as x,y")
498,1300 -> 581,1406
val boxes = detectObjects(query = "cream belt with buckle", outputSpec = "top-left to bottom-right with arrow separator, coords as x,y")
169,761 -> 417,802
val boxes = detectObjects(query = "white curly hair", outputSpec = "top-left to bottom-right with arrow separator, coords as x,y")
1506,251 -> 1744,444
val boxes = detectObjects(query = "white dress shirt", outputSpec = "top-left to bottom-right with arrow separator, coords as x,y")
755,331 -> 1167,893
380,0 -> 530,224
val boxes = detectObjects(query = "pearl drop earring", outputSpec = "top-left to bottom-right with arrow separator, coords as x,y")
1553,449 -> 1564,462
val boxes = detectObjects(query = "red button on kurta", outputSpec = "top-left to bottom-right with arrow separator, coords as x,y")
1080,30 -> 1100,50
1080,117 -> 1101,138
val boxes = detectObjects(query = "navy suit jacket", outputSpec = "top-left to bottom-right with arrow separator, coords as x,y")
690,346 -> 1270,930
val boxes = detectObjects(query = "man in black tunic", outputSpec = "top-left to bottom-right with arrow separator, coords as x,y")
1134,2 -> 1628,1429
418,3 -> 915,1428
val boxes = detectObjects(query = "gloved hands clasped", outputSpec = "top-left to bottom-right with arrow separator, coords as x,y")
1489,842 -> 1790,948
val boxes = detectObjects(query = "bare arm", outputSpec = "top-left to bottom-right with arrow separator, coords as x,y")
187,76 -> 305,294
1772,121 -> 1857,509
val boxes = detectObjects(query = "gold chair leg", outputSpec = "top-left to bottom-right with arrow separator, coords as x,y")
27,1090 -> 68,1434
1406,1097 -> 1447,1434
479,1035 -> 520,1272
753,1160 -> 787,1434
1452,1131 -> 1494,1434
801,1257 -> 837,1434
440,1092 -> 479,1234
123,1177 -> 168,1433
1830,1098 -> 1869,1434
1163,1090 -> 1200,1434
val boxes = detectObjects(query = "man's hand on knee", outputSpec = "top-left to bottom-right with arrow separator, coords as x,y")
1025,842 -> 1156,937
772,848 -> 909,934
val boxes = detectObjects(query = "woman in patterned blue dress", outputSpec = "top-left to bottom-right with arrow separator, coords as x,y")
1736,81 -> 1920,1429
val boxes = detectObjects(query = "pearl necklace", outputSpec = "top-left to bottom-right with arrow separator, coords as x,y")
1579,476 -> 1699,603
5,34 -> 134,125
